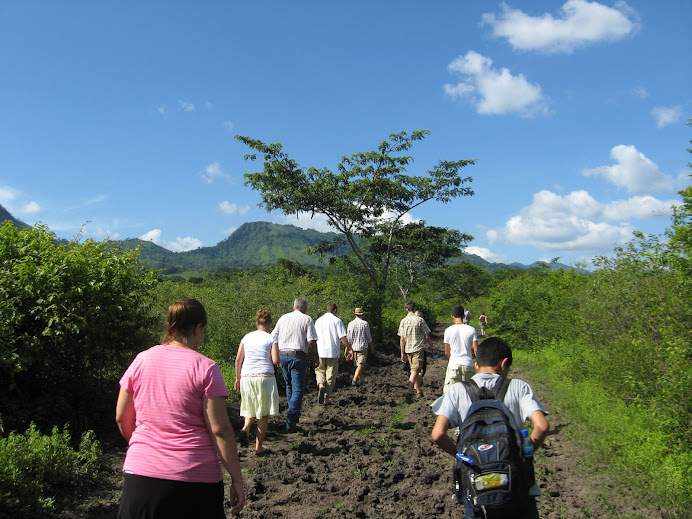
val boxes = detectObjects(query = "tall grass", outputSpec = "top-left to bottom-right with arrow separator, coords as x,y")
516,344 -> 691,517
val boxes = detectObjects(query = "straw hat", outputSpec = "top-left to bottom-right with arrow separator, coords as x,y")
354,307 -> 365,315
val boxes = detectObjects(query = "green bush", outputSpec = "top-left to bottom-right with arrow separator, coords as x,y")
0,223 -> 159,432
0,423 -> 103,518
487,266 -> 587,350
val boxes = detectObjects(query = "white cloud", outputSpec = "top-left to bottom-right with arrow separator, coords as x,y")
279,207 -> 419,234
205,101 -> 214,110
84,194 -> 107,206
486,188 -> 676,254
85,224 -> 120,240
602,196 -> 677,220
0,186 -> 18,204
651,105 -> 683,128
18,201 -> 40,214
444,51 -> 549,117
223,121 -> 234,131
178,100 -> 196,112
157,106 -> 167,116
481,0 -> 639,54
218,201 -> 250,215
199,162 -> 232,184
630,86 -> 649,99
139,229 -> 203,252
464,246 -> 510,264
222,226 -> 237,235
581,145 -> 674,193
280,212 -> 334,233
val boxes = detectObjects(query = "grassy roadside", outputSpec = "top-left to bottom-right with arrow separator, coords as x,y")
515,344 -> 690,518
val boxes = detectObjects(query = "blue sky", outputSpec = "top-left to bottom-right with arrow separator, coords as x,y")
1,1 -> 690,266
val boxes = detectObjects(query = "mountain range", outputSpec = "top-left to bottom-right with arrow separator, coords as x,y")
0,204 -> 576,273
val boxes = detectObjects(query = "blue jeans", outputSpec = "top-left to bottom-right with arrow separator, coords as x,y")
280,352 -> 307,430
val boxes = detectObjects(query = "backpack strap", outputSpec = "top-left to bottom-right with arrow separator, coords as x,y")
460,379 -> 482,402
492,376 -> 511,402
462,376 -> 512,403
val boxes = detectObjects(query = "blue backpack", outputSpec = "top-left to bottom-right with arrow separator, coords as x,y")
453,377 -> 533,518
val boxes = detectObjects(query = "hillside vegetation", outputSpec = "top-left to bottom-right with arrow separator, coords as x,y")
0,179 -> 690,517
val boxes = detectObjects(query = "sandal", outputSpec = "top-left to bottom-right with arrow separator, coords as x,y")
256,447 -> 272,456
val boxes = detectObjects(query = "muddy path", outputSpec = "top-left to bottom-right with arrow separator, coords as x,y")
224,323 -> 662,519
68,323 -> 663,518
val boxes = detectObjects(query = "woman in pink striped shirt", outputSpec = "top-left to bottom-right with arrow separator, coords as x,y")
116,299 -> 245,518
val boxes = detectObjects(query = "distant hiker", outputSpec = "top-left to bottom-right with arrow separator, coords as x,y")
314,303 -> 351,405
463,308 -> 471,325
234,308 -> 280,455
398,301 -> 433,398
430,337 -> 549,519
443,306 -> 478,393
347,307 -> 374,386
272,297 -> 318,433
478,312 -> 488,337
116,299 -> 245,517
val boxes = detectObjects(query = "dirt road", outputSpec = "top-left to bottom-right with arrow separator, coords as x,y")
226,323 -> 661,519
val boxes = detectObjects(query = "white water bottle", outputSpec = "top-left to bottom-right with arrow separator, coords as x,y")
521,429 -> 534,458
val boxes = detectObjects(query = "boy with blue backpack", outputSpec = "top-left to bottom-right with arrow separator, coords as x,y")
430,337 -> 549,519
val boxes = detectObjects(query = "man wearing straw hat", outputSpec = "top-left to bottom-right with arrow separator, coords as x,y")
347,307 -> 374,386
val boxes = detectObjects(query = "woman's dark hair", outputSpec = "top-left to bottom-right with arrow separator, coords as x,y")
475,337 -> 513,368
162,299 -> 207,345
255,308 -> 272,326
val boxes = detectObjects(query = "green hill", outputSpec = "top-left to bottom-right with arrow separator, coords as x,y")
0,204 -> 30,231
0,204 -> 578,273
117,222 -> 350,272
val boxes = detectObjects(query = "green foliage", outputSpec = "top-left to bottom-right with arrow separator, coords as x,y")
520,345 -> 691,516
150,264 -> 368,392
487,265 -> 587,350
0,423 -> 104,518
367,221 -> 472,300
0,222 -> 158,432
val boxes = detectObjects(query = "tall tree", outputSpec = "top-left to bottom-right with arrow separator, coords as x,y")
366,221 -> 471,300
236,130 -> 475,296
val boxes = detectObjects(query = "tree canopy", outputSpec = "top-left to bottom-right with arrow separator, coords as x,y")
237,130 -> 475,295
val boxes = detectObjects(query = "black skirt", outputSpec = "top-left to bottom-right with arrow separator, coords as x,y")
118,473 -> 225,519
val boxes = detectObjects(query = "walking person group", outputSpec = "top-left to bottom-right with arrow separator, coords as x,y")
115,295 -> 543,519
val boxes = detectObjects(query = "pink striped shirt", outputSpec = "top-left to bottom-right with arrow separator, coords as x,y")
119,345 -> 229,482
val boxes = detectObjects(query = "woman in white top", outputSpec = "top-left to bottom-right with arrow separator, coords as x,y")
234,308 -> 280,455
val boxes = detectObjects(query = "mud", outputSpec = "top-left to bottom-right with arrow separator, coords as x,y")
226,323 -> 663,519
65,323 -> 665,518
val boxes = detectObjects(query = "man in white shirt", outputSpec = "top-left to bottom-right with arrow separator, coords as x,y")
443,305 -> 478,393
314,303 -> 351,405
272,297 -> 318,432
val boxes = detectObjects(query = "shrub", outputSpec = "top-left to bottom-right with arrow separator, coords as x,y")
0,223 -> 158,432
0,423 -> 103,518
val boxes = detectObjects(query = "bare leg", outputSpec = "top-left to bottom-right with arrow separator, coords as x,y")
408,370 -> 418,393
255,415 -> 270,454
243,416 -> 255,434
354,365 -> 364,382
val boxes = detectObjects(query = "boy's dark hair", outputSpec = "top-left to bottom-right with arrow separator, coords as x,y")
405,301 -> 417,312
451,305 -> 465,318
475,337 -> 513,368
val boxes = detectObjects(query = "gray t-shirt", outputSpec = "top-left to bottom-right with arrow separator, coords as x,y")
430,372 -> 548,431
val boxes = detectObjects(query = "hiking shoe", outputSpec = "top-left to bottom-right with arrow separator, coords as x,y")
318,385 -> 326,404
351,379 -> 360,387
238,429 -> 249,448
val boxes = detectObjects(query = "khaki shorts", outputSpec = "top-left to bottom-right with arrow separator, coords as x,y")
443,364 -> 475,392
354,351 -> 368,367
406,350 -> 423,373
